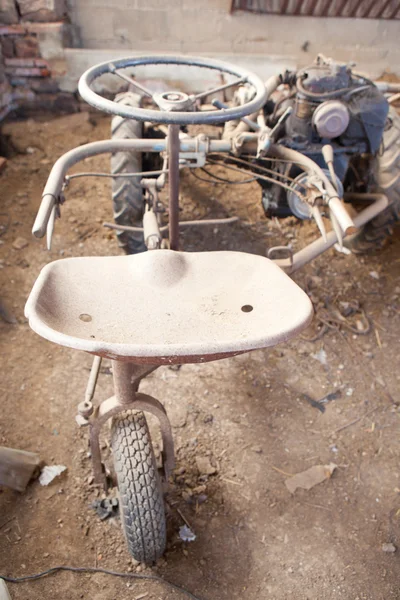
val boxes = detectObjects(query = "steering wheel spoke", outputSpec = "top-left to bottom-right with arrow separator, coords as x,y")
79,55 -> 267,125
109,63 -> 153,98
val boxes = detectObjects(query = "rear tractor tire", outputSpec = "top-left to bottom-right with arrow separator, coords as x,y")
345,107 -> 400,253
111,92 -> 146,254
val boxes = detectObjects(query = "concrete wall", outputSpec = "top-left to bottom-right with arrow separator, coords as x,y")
66,0 -> 400,81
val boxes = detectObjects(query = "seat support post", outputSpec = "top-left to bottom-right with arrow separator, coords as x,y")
112,360 -> 156,404
168,123 -> 180,251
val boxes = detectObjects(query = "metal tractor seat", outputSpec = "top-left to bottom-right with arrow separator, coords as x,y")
25,250 -> 313,365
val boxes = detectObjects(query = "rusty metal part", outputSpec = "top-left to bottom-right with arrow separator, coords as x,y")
168,124 -> 180,251
89,361 -> 174,489
112,361 -> 156,402
90,349 -> 248,365
273,193 -> 389,273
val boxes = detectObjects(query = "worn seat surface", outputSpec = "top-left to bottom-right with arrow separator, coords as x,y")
25,250 -> 313,364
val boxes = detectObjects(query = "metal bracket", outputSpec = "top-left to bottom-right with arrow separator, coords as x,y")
89,392 -> 175,490
179,151 -> 206,168
267,245 -> 294,265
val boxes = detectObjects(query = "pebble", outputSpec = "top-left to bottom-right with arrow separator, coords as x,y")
196,456 -> 217,476
382,542 -> 396,553
12,237 -> 29,250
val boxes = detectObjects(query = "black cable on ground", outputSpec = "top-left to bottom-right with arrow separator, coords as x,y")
0,566 -> 204,600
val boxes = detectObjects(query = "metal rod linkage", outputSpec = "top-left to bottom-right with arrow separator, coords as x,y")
195,76 -> 247,101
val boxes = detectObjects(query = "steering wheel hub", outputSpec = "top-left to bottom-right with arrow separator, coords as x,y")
153,90 -> 194,112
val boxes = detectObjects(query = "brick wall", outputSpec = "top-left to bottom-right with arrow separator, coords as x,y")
0,0 -> 78,118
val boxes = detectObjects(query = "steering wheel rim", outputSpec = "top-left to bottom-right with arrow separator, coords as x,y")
78,55 -> 268,125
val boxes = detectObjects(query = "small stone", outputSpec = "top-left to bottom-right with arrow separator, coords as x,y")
203,414 -> 213,424
168,404 -> 188,428
196,456 -> 217,476
12,237 -> 29,250
382,542 -> 396,553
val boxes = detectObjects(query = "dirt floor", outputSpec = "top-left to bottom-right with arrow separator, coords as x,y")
0,112 -> 399,600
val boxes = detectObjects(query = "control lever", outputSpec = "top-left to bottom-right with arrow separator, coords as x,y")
256,106 -> 293,158
322,144 -> 344,248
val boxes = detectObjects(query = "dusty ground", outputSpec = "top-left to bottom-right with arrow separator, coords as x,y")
0,112 -> 399,600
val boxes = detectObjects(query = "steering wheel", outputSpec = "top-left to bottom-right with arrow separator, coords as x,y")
78,55 -> 267,125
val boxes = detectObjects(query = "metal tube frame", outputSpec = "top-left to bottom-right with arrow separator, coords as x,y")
33,134 -> 391,272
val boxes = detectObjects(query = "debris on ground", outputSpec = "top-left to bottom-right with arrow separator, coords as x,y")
168,403 -> 188,428
301,389 -> 342,413
12,237 -> 29,250
179,525 -> 197,542
311,349 -> 327,365
39,465 -> 67,486
196,456 -> 217,476
0,300 -> 17,324
382,542 -> 397,553
285,463 -> 337,494
0,446 -> 41,492
91,497 -> 119,521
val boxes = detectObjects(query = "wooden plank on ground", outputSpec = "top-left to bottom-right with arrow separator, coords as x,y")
0,446 -> 41,492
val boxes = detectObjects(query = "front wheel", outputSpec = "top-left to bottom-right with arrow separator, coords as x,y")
111,410 -> 166,563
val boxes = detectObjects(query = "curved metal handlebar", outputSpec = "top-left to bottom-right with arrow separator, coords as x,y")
32,137 -> 232,238
32,138 -> 356,239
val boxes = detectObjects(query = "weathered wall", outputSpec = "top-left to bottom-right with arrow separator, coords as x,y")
0,0 -> 79,117
67,0 -> 400,77
2,0 -> 400,116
